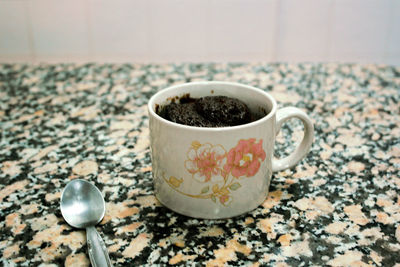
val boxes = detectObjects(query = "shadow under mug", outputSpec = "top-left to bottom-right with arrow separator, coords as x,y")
148,82 -> 314,219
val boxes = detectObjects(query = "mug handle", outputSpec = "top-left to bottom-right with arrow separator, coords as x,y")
272,107 -> 314,172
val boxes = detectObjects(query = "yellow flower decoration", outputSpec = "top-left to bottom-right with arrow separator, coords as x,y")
168,176 -> 183,188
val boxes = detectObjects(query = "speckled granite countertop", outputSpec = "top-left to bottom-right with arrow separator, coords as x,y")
1,63 -> 399,266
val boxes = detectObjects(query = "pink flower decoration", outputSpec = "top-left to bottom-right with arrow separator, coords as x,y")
219,195 -> 230,205
185,143 -> 227,183
224,138 -> 266,178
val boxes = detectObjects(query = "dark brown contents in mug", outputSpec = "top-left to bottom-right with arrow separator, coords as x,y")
157,95 -> 265,127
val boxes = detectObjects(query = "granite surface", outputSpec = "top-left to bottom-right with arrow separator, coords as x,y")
0,63 -> 399,266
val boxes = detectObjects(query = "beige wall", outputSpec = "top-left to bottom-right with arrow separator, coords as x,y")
0,0 -> 399,65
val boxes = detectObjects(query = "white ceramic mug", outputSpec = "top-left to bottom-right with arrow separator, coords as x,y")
148,82 -> 314,219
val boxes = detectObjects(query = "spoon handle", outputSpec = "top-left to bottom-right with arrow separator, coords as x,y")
86,226 -> 112,267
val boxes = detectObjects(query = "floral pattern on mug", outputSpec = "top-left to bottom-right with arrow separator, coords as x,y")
184,142 -> 227,183
164,138 -> 266,206
224,138 -> 266,178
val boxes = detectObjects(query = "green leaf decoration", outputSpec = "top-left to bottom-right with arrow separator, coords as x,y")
211,195 -> 217,203
229,183 -> 241,191
201,186 -> 209,194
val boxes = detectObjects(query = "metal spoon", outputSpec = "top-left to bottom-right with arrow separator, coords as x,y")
60,179 -> 112,267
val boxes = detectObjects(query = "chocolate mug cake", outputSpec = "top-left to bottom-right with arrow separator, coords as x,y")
157,95 -> 265,127
148,81 -> 314,219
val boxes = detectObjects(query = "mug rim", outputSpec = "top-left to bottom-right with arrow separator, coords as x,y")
148,81 -> 277,132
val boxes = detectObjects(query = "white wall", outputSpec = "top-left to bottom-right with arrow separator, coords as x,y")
0,0 -> 399,65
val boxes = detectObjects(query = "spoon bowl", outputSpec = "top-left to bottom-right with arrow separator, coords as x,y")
61,179 -> 105,228
60,179 -> 112,267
